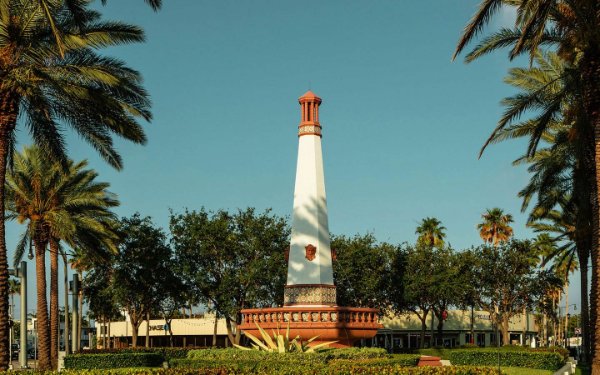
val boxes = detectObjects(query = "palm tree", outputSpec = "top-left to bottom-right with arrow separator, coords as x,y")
453,2 -> 600,369
6,146 -> 119,369
415,217 -> 446,248
0,3 -> 149,369
477,49 -> 593,360
478,208 -> 514,246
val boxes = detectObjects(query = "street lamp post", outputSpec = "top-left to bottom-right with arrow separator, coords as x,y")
558,304 -> 577,348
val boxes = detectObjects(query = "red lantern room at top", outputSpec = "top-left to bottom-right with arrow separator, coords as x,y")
298,90 -> 322,137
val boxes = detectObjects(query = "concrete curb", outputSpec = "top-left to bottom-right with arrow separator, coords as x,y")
552,357 -> 576,375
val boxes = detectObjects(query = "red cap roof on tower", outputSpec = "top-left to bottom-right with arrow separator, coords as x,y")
298,90 -> 322,103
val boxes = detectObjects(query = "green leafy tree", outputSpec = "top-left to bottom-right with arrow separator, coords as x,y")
171,208 -> 289,345
0,3 -> 150,368
110,214 -> 172,348
83,260 -> 121,349
469,240 -> 561,345
415,217 -> 446,248
400,244 -> 435,348
156,261 -> 186,347
331,233 -> 396,314
429,247 -> 470,346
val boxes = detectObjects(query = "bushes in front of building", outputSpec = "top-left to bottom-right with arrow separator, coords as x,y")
329,355 -> 421,368
77,347 -> 204,362
448,348 -> 564,370
64,352 -> 164,369
184,347 -> 389,362
319,347 -> 389,360
417,345 -> 569,363
174,348 -> 420,371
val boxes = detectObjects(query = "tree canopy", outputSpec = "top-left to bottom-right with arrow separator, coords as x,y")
171,207 -> 289,345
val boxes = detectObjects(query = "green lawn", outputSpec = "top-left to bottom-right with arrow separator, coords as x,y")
501,367 -> 553,375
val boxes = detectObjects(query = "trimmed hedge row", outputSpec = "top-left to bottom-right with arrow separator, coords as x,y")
78,347 -> 202,361
185,347 -> 389,361
64,353 -> 164,369
449,349 -> 564,370
0,367 -> 504,374
170,354 -> 421,371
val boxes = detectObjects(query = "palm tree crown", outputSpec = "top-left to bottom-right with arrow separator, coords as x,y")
478,208 -> 514,246
415,217 -> 446,248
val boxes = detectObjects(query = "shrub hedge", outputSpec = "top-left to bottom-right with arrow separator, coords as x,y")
184,347 -> 389,362
78,347 -> 202,361
173,349 -> 420,372
0,367 -> 504,374
449,349 -> 564,370
64,353 -> 164,369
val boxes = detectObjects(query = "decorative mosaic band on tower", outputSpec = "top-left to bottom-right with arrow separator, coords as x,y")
298,124 -> 322,137
284,284 -> 337,306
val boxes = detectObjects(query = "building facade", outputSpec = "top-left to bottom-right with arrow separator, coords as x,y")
96,309 -> 538,350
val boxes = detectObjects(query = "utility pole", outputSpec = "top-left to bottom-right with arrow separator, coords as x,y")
9,261 -> 28,368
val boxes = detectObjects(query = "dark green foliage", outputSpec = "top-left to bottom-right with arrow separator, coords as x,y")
78,347 -> 199,362
331,234 -> 398,313
418,346 -> 568,364
171,208 -> 289,345
449,348 -> 564,370
64,353 -> 163,369
110,214 -> 177,346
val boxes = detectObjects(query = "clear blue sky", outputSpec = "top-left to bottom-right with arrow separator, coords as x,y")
8,1 -> 581,315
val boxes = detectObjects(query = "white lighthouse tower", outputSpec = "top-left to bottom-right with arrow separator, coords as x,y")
239,91 -> 382,347
284,90 -> 336,307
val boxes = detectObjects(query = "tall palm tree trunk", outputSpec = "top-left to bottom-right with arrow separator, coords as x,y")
34,235 -> 51,370
49,239 -> 59,369
575,154 -> 592,363
77,271 -> 83,349
542,313 -> 547,347
581,252 -> 591,363
565,285 -> 569,348
0,92 -> 19,370
582,49 -> 600,374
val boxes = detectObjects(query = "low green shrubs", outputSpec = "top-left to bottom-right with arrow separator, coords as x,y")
319,347 -> 388,360
449,349 -> 564,370
174,348 -> 420,373
185,347 -> 389,362
78,347 -> 201,361
0,367 -> 504,374
64,352 -> 164,369
329,355 -> 421,368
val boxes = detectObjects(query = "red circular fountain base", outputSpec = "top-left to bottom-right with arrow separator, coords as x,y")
239,306 -> 382,348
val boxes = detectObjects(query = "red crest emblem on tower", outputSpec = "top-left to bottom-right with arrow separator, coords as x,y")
305,244 -> 317,261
